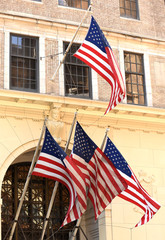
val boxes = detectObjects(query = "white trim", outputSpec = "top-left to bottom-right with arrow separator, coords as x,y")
58,39 -> 65,96
119,49 -> 127,104
144,53 -> 152,106
39,36 -> 46,93
4,31 -> 10,90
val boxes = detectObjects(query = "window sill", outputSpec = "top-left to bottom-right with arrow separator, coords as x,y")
120,16 -> 140,22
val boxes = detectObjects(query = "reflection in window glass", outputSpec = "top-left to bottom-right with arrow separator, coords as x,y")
119,0 -> 139,19
64,42 -> 92,98
124,52 -> 146,105
59,0 -> 89,10
10,34 -> 39,92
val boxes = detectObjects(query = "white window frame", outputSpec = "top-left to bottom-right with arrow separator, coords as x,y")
4,30 -> 45,93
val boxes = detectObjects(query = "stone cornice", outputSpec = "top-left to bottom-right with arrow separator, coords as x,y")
0,90 -> 165,133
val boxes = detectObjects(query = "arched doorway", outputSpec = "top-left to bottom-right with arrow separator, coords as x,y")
1,162 -> 79,240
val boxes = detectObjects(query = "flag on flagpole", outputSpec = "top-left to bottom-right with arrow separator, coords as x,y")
74,16 -> 125,115
104,137 -> 161,227
70,122 -> 127,219
32,127 -> 87,227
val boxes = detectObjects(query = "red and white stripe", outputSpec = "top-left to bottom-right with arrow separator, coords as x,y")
118,168 -> 161,227
74,40 -> 125,114
32,152 -> 87,227
71,148 -> 127,219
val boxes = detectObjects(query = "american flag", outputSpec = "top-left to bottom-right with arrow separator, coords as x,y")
74,16 -> 125,114
70,122 -> 127,219
104,137 -> 161,227
32,127 -> 87,227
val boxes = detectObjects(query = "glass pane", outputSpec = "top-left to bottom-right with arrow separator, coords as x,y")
12,46 -> 17,55
11,78 -> 17,87
125,62 -> 130,71
24,80 -> 30,88
82,0 -> 88,9
125,73 -> 131,83
120,8 -> 125,15
126,83 -> 132,93
11,67 -> 17,78
136,55 -> 142,64
131,74 -> 137,84
31,47 -> 36,58
137,64 -> 143,73
138,75 -> 143,84
120,0 -> 125,8
75,0 -> 81,8
127,94 -> 133,103
18,78 -> 23,88
131,10 -> 137,18
133,95 -> 139,104
139,95 -> 145,105
138,84 -> 144,94
11,36 -> 17,45
125,0 -> 131,9
131,63 -> 136,72
11,57 -> 17,67
25,38 -> 30,47
132,84 -> 138,94
18,58 -> 23,68
130,54 -> 136,63
124,53 -> 130,62
131,1 -> 136,11
126,9 -> 131,16
18,68 -> 23,78
25,47 -> 30,57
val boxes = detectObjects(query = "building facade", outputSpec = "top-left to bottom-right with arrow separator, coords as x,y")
0,0 -> 165,239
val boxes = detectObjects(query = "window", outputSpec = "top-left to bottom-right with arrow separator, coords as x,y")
119,0 -> 139,19
59,0 -> 89,10
2,163 -> 78,240
124,52 -> 146,105
64,42 -> 92,98
10,34 -> 39,92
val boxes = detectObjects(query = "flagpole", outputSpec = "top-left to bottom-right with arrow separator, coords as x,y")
8,118 -> 47,240
40,110 -> 78,240
50,3 -> 92,82
69,127 -> 110,240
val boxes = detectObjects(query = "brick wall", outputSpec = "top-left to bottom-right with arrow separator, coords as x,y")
0,0 -> 165,40
0,31 -> 4,89
45,38 -> 59,95
150,55 -> 165,108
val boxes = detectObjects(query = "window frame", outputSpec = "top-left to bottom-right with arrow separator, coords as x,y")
63,42 -> 92,99
124,51 -> 146,106
10,33 -> 39,93
119,0 -> 140,20
58,0 -> 90,10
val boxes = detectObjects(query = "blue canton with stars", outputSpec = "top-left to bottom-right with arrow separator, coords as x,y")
41,127 -> 67,165
73,122 -> 97,163
104,137 -> 132,177
85,16 -> 111,54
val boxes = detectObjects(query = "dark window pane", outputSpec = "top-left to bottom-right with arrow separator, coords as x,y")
124,52 -> 145,106
10,34 -> 38,92
64,42 -> 91,98
120,0 -> 138,19
59,0 -> 89,9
